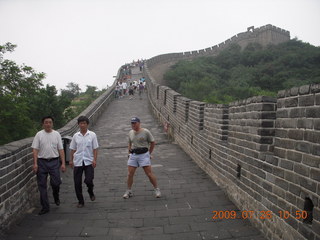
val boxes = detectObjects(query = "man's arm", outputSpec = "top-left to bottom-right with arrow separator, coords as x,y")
92,149 -> 98,168
59,149 -> 66,172
149,141 -> 155,154
128,142 -> 132,158
70,149 -> 76,169
32,149 -> 39,173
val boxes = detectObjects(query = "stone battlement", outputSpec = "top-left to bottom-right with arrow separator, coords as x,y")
146,24 -> 290,84
143,24 -> 319,239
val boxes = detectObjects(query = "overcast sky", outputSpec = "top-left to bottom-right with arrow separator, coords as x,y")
1,0 -> 319,91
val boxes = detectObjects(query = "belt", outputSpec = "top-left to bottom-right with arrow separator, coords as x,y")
130,147 -> 149,154
39,157 -> 59,161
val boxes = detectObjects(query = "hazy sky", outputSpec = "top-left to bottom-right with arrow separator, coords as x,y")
1,0 -> 319,91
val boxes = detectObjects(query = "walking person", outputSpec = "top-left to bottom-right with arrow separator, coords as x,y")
129,82 -> 135,99
122,81 -> 128,96
70,116 -> 99,208
123,117 -> 161,199
138,82 -> 144,100
31,116 -> 66,215
115,83 -> 120,99
119,81 -> 123,98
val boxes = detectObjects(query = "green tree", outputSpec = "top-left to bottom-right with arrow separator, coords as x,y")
85,85 -> 98,98
0,43 -> 45,144
164,39 -> 320,104
0,43 -> 103,145
28,84 -> 70,129
66,82 -> 81,98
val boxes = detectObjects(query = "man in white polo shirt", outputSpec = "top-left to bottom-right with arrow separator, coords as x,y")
32,116 -> 66,215
70,116 -> 99,208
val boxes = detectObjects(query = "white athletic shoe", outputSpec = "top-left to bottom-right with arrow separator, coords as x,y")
123,190 -> 133,199
154,188 -> 161,198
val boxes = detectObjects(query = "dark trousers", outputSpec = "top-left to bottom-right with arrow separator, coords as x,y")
37,159 -> 61,211
73,163 -> 94,204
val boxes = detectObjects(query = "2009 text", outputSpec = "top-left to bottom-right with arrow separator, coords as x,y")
212,210 -> 308,220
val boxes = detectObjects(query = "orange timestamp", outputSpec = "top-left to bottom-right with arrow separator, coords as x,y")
212,210 -> 308,220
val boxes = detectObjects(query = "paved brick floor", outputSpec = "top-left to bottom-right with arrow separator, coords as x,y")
3,68 -> 266,240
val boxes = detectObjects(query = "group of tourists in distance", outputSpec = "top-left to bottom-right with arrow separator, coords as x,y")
115,60 -> 146,100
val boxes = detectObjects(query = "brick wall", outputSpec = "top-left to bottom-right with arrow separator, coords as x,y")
272,84 -> 320,239
145,63 -> 320,240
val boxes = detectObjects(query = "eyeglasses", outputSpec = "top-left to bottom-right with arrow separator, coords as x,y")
131,122 -> 137,124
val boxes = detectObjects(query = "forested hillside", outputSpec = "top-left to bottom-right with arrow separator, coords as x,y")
0,43 -> 104,145
164,39 -> 320,104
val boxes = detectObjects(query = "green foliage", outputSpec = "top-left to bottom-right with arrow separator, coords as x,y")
164,39 -> 320,104
64,86 -> 104,123
27,84 -> 71,129
64,82 -> 81,98
0,43 -> 103,145
0,43 -> 44,144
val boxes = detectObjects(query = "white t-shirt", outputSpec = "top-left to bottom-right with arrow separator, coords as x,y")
70,130 -> 99,166
31,130 -> 63,158
122,82 -> 127,90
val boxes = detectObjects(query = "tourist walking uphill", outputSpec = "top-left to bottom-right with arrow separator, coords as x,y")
123,117 -> 161,199
70,116 -> 99,208
138,82 -> 144,100
31,116 -> 66,215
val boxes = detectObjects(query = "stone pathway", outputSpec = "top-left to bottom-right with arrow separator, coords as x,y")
3,67 -> 266,240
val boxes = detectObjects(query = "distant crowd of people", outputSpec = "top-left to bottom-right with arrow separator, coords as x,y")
115,60 -> 146,100
128,59 -> 145,71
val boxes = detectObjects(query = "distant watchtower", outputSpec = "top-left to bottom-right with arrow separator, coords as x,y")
236,24 -> 290,49
247,26 -> 254,32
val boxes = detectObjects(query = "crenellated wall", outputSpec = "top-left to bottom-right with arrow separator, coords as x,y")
0,69 -> 120,233
147,24 -> 290,85
144,24 -> 319,240
148,24 -> 290,66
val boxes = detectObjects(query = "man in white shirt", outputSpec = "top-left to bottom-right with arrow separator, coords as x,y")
70,116 -> 99,208
31,116 -> 66,215
122,81 -> 128,96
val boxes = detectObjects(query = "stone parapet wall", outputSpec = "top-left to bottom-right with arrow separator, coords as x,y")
147,24 -> 290,69
146,24 -> 290,86
145,60 -> 320,240
272,84 -> 320,239
143,24 -> 318,239
204,104 -> 229,141
0,69 -> 120,233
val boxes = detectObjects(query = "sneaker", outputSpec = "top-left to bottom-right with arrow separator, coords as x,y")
123,190 -> 133,199
154,188 -> 161,198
